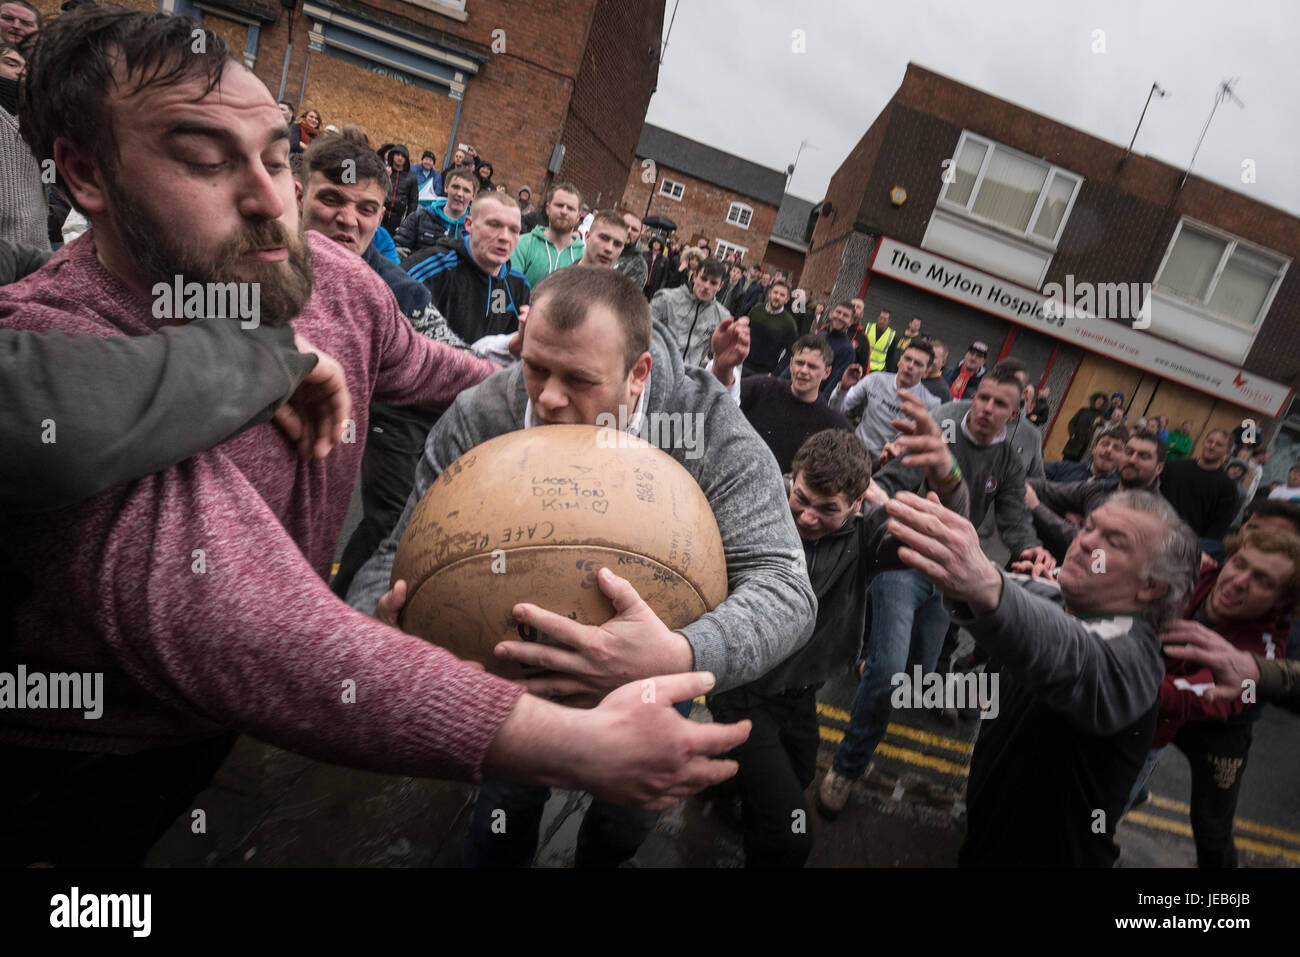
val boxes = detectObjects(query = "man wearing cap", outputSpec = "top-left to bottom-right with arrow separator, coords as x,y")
944,341 -> 987,400
414,149 -> 441,205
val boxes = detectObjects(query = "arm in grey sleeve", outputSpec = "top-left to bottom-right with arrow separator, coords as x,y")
676,396 -> 818,691
949,571 -> 1163,734
827,376 -> 870,418
1,321 -> 314,512
994,453 -> 1040,556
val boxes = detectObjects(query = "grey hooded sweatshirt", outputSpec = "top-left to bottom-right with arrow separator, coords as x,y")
347,320 -> 817,691
650,284 -> 732,369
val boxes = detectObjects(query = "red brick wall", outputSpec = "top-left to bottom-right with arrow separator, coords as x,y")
558,0 -> 663,209
800,101 -> 894,299
621,164 -> 777,265
763,244 -> 805,286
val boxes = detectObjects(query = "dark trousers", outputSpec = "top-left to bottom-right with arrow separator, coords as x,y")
1172,720 -> 1254,868
462,781 -> 661,868
332,405 -> 437,599
708,684 -> 819,868
0,733 -> 238,866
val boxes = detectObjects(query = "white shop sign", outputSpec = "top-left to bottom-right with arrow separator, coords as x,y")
870,237 -> 1291,417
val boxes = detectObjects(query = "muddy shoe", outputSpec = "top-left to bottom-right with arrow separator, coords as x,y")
816,768 -> 853,820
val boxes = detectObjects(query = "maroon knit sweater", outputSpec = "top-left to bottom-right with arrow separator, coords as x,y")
0,231 -> 526,782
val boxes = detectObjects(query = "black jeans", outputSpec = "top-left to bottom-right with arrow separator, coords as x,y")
1172,720 -> 1254,868
332,404 -> 438,599
708,684 -> 820,868
0,733 -> 238,866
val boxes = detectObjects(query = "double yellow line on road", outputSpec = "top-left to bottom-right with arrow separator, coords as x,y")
814,703 -> 1300,864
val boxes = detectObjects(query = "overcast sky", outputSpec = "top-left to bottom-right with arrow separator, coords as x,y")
645,0 -> 1300,216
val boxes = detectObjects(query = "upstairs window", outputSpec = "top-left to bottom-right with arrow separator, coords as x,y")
726,202 -> 753,229
659,178 -> 684,201
940,131 -> 1082,245
1155,219 -> 1288,327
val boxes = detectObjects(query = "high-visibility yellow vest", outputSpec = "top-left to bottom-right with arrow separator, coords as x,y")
866,324 -> 896,372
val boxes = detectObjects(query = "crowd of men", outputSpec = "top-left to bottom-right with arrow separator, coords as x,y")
2,8 -> 1298,872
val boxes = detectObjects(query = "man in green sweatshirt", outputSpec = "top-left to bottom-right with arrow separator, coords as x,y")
509,182 -> 584,287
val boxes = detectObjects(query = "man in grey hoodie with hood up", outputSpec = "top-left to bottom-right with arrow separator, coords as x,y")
348,265 -> 815,867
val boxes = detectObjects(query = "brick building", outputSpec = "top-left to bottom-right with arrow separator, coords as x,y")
31,0 -> 664,210
803,63 -> 1299,473
621,124 -> 785,265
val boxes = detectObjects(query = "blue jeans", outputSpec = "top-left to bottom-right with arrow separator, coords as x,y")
832,569 -> 949,780
1122,746 -> 1166,817
462,699 -> 691,867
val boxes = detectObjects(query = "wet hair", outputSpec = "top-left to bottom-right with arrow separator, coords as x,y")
791,430 -> 873,502
529,266 -> 651,374
1127,431 -> 1168,462
299,134 -> 390,195
1094,424 -> 1130,446
339,124 -> 370,148
901,338 -> 935,362
1244,499 -> 1300,535
588,209 -> 628,236
545,181 -> 583,208
1222,526 -> 1300,615
982,361 -> 1024,390
697,257 -> 725,281
991,356 -> 1027,384
19,9 -> 234,213
444,166 -> 477,191
790,334 -> 833,367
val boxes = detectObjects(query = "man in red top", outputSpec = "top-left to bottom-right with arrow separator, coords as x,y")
0,10 -> 748,866
1125,527 -> 1298,867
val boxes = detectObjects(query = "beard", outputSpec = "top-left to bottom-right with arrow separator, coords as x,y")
106,173 -> 314,328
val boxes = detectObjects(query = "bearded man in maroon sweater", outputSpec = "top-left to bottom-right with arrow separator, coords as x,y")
0,9 -> 748,866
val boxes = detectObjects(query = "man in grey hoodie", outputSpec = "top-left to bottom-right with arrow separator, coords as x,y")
651,256 -> 731,367
348,265 -> 815,867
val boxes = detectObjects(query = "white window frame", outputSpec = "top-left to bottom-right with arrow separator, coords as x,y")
1152,217 -> 1289,331
937,131 -> 1083,248
714,238 -> 748,261
726,202 -> 753,229
397,0 -> 468,21
658,178 -> 684,201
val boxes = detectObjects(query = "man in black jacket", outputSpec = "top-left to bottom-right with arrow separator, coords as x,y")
708,395 -> 968,866
404,190 -> 531,344
381,144 -> 420,236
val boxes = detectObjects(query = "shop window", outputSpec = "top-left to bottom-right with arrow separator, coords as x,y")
1154,219 -> 1288,328
659,178 -> 684,201
940,131 -> 1082,245
726,202 -> 753,229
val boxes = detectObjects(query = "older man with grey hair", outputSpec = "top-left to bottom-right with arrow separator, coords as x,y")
881,489 -> 1199,867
